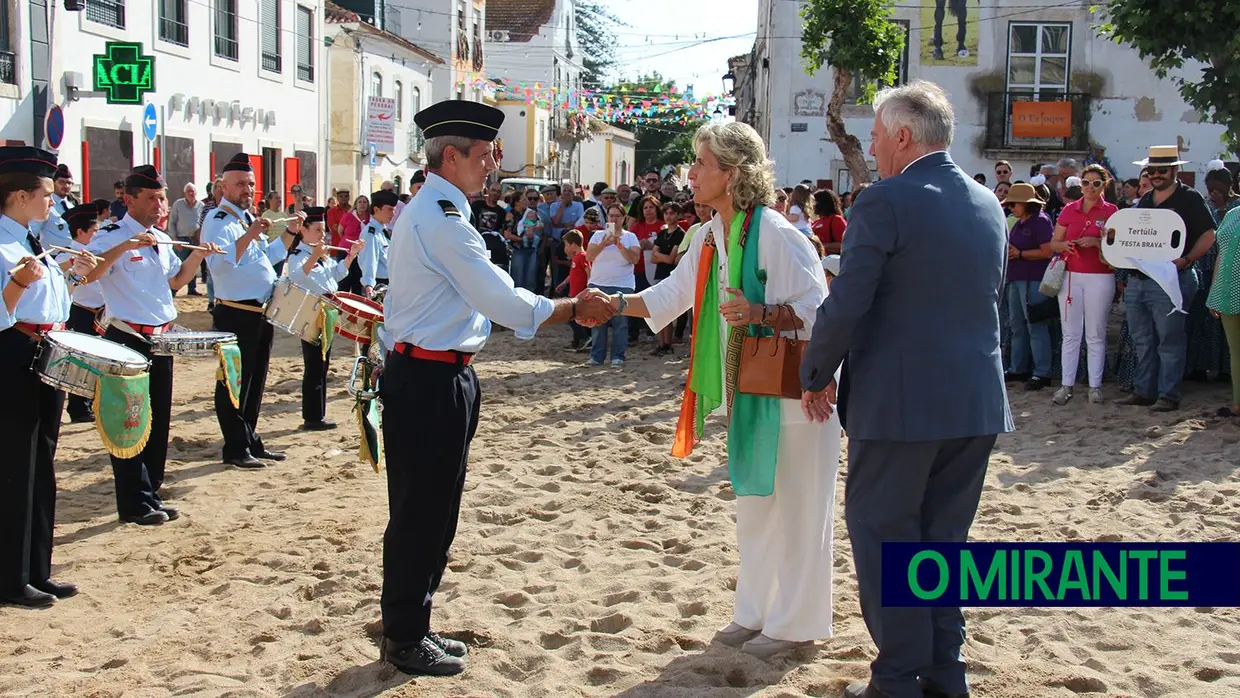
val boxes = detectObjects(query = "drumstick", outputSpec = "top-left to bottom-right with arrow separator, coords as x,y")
47,246 -> 104,262
127,239 -> 225,254
7,248 -> 57,275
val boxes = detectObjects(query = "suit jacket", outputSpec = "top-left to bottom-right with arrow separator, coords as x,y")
800,151 -> 1014,442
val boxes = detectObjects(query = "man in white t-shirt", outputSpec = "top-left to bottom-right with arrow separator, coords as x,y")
583,207 -> 640,367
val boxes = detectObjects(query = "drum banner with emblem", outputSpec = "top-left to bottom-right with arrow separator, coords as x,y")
355,396 -> 383,472
216,342 -> 243,409
93,372 -> 152,458
318,304 -> 339,359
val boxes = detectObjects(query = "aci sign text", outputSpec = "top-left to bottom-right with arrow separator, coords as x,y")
92,42 -> 156,105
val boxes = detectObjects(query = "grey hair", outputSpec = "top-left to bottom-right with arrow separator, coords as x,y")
1056,157 -> 1079,172
425,136 -> 483,169
692,121 -> 776,211
872,79 -> 955,148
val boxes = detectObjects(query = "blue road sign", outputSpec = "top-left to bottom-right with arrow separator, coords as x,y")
368,142 -> 377,167
142,103 -> 158,142
46,105 -> 65,150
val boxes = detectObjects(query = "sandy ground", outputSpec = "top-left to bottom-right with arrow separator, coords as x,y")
3,294 -> 1240,698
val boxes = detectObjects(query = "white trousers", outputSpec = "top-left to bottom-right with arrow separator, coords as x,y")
732,404 -> 842,642
1059,271 -> 1115,388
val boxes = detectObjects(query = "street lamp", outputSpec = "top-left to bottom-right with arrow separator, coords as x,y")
722,71 -> 735,95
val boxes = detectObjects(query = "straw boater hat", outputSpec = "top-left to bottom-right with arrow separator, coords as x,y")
1000,182 -> 1045,206
1134,145 -> 1190,167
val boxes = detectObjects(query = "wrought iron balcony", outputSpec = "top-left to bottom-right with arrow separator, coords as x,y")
159,17 -> 189,47
983,91 -> 1092,152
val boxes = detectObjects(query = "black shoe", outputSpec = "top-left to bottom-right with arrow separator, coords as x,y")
1114,394 -> 1157,407
225,455 -> 266,469
1,584 -> 56,608
300,420 -> 337,431
120,510 -> 169,526
1004,371 -> 1031,383
32,579 -> 78,599
1023,376 -> 1049,391
187,289 -> 202,297
932,48 -> 945,60
68,411 -> 96,424
381,637 -> 465,676
1150,398 -> 1180,413
160,506 -> 180,521
254,449 -> 287,462
426,631 -> 468,658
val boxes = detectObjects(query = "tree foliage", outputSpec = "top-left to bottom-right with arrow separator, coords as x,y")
799,0 -> 905,185
602,73 -> 706,175
1093,1 -> 1240,152
575,0 -> 625,90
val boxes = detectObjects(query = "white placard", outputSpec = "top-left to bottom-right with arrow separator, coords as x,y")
1100,208 -> 1186,269
366,96 -> 396,153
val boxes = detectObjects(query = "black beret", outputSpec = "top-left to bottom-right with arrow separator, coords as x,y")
411,170 -> 426,185
63,204 -> 98,232
222,153 -> 252,173
0,146 -> 58,178
124,165 -> 166,190
303,206 -> 327,224
414,100 -> 504,142
55,164 -> 73,180
370,190 -> 399,208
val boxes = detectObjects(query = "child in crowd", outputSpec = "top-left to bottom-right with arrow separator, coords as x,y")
557,229 -> 592,351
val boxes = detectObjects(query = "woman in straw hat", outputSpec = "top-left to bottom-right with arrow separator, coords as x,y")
1000,182 -> 1056,391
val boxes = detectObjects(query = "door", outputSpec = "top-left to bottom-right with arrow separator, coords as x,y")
284,157 -> 301,210
261,147 -> 279,202
249,155 -> 264,197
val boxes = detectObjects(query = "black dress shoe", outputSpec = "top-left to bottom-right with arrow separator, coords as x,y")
225,455 -> 266,469
254,449 -> 287,462
120,510 -> 169,526
381,637 -> 465,676
32,579 -> 78,599
68,412 -> 96,424
160,506 -> 180,521
300,420 -> 338,431
427,631 -> 468,658
1,584 -> 56,608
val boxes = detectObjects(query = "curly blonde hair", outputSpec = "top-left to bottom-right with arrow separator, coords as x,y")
693,122 -> 776,212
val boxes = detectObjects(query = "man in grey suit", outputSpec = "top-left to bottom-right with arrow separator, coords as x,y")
799,80 -> 1013,698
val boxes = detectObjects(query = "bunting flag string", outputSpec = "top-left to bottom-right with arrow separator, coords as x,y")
462,77 -> 716,125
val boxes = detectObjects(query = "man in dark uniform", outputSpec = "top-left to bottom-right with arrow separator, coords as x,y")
378,100 -> 616,675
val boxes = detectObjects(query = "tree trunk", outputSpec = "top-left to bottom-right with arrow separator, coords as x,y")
826,65 -> 872,187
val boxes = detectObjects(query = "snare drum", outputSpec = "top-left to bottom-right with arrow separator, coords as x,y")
265,277 -> 328,344
330,292 -> 384,343
149,330 -> 239,358
33,330 -> 150,398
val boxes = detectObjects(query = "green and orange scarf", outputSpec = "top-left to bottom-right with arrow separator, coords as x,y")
672,207 -> 782,496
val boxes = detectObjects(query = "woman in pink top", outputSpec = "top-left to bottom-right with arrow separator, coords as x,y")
338,195 -> 369,294
1047,164 -> 1118,405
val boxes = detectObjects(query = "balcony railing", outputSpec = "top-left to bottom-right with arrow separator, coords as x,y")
408,127 -> 425,155
86,0 -> 126,28
159,17 -> 189,46
0,52 -> 14,86
983,91 -> 1092,152
297,61 -> 314,83
262,51 -> 282,73
215,33 -> 239,61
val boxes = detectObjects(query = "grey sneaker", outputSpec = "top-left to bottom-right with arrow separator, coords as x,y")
1088,388 -> 1104,404
1052,386 -> 1073,405
585,359 -> 602,366
611,359 -> 625,367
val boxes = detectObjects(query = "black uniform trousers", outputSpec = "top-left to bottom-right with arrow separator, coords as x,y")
65,303 -> 100,419
380,352 -> 480,642
102,328 -> 173,518
300,340 -> 330,423
0,328 -> 64,594
211,302 -> 274,460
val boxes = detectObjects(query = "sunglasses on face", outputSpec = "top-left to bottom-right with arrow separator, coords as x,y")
1082,179 -> 1105,189
1148,167 -> 1173,176
996,169 -> 1010,176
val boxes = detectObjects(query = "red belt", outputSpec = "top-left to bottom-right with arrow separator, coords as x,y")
15,322 -> 65,334
392,342 -> 473,366
125,321 -> 170,335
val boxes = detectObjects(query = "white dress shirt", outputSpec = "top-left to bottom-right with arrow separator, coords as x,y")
87,215 -> 180,325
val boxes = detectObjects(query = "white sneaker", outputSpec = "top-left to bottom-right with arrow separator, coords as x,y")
1088,387 -> 1104,404
585,359 -> 601,366
740,633 -> 813,658
1052,386 -> 1073,405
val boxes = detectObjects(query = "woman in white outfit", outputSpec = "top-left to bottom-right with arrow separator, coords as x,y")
596,122 -> 841,658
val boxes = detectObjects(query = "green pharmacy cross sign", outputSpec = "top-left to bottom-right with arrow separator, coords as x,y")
92,42 -> 155,105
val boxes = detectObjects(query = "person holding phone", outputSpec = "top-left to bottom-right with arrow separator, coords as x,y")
584,205 -> 640,366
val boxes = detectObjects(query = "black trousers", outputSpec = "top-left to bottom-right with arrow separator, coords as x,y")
300,340 -> 330,423
65,304 -> 100,418
0,328 -> 64,593
211,303 -> 274,460
103,328 -> 173,518
380,352 -> 480,642
933,0 -> 967,51
342,258 -> 363,295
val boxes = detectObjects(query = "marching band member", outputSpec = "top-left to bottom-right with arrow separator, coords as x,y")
56,204 -> 105,423
287,206 -> 363,430
0,146 -> 97,608
360,189 -> 397,298
32,164 -> 76,249
87,166 -> 219,525
200,154 -> 288,469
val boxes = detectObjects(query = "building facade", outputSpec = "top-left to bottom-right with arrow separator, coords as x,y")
577,125 -> 637,188
11,0 -> 327,205
748,0 -> 1232,191
495,100 -> 551,178
363,0 -> 488,104
325,2 -> 440,196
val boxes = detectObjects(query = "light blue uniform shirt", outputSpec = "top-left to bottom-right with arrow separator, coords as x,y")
359,219 -> 390,288
55,239 -> 105,309
86,215 -> 180,325
0,215 -> 71,331
200,200 -> 286,302
287,242 -> 349,296
33,203 -> 73,250
382,172 -> 554,353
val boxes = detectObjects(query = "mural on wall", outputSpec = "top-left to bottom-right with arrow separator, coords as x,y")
920,0 -> 980,67
793,90 -> 826,117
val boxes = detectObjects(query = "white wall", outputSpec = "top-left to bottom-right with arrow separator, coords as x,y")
755,0 -> 1231,190
389,0 -> 485,103
577,128 -> 637,187
357,33 -> 435,192
48,0 -> 324,200
0,0 -> 31,144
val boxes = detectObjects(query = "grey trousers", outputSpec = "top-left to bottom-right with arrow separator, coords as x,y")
845,434 -> 997,698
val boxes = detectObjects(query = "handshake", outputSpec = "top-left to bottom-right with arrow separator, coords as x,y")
573,288 -> 618,328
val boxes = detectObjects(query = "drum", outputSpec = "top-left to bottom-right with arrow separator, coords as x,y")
265,277 -> 328,343
149,330 -> 239,358
330,292 -> 384,343
33,330 -> 150,398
